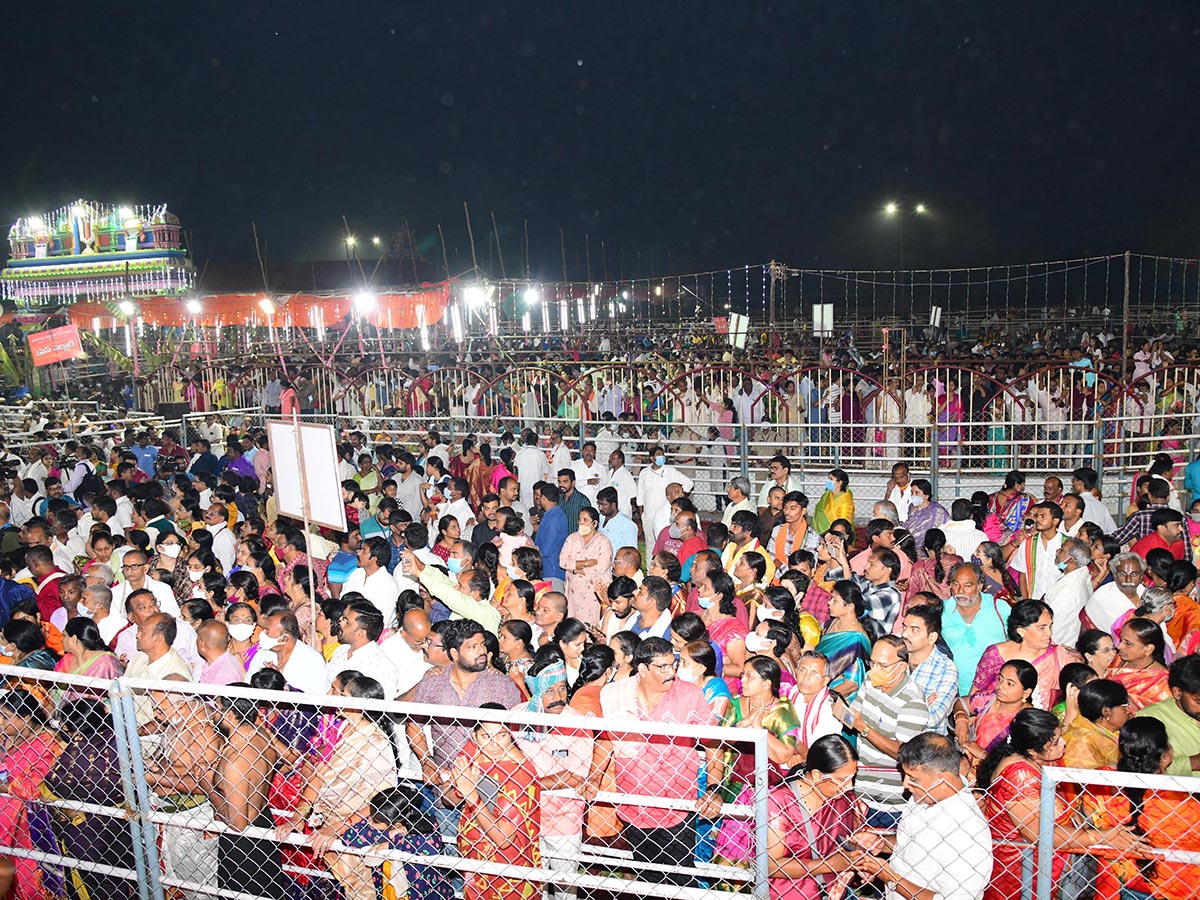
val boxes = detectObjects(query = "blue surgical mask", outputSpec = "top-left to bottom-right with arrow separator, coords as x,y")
448,557 -> 467,575
1056,560 -> 1069,572
697,594 -> 715,610
507,565 -> 521,580
655,455 -> 666,468
825,479 -> 835,491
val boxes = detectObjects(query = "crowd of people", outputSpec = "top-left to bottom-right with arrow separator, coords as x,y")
3,408 -> 1200,900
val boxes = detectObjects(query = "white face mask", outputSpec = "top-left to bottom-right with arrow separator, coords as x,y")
758,607 -> 784,622
159,543 -> 182,559
188,569 -> 205,582
676,666 -> 699,683
257,633 -> 282,651
507,565 -> 521,581
745,633 -> 773,653
227,623 -> 255,642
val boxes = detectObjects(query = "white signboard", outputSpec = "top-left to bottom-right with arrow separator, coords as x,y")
267,421 -> 348,532
813,303 -> 834,337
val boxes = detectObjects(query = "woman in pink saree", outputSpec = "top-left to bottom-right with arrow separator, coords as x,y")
1,689 -> 64,900
969,599 -> 1080,713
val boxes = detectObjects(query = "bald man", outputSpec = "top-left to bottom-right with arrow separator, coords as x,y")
196,620 -> 246,686
612,546 -> 644,586
382,607 -> 433,696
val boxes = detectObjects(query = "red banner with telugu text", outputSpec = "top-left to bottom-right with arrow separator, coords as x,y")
27,324 -> 84,366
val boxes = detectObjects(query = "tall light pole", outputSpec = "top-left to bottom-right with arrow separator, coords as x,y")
883,202 -> 928,317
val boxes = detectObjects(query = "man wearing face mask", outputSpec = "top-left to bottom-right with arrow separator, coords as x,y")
637,446 -> 694,549
245,610 -> 326,694
837,635 -> 929,829
403,547 -> 500,633
80,583 -> 122,646
342,537 -> 401,621
850,733 -> 992,900
1044,538 -> 1094,647
514,658 -> 593,900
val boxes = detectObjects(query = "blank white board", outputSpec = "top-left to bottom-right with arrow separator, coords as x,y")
267,421 -> 348,532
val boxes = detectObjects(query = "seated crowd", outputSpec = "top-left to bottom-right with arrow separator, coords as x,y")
3,423 -> 1200,900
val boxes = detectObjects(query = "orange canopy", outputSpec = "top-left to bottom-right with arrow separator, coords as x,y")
67,281 -> 453,330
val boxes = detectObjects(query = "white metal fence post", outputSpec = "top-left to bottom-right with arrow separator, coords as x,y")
109,680 -> 153,900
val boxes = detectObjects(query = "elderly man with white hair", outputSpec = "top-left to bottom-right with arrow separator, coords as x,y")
80,583 -> 123,647
1045,537 -> 1094,647
1085,552 -> 1144,635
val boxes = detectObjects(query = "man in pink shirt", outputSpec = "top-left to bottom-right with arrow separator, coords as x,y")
851,518 -> 913,583
589,636 -> 724,887
195,621 -> 246,686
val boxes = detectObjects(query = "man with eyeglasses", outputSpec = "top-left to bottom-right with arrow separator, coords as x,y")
835,635 -> 929,830
114,588 -> 202,677
850,732 -> 992,900
588,636 -> 724,887
112,549 -> 180,617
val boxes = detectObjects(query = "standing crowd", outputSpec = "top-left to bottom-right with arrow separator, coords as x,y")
2,415 -> 1200,900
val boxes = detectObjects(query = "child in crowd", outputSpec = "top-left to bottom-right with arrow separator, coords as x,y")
336,786 -> 452,900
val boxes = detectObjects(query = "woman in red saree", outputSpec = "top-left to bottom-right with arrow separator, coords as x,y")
978,708 -> 1143,900
455,712 -> 541,900
969,599 -> 1080,713
1106,617 -> 1170,711
699,572 -> 748,692
0,689 -> 64,900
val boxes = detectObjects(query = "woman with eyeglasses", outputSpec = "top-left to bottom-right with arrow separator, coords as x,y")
765,734 -> 859,900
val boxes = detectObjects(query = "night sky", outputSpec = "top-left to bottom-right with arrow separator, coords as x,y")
4,2 -> 1199,283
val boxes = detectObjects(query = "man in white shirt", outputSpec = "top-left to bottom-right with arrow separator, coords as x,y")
380,608 -> 433,696
636,446 -> 694,546
1072,466 -> 1117,532
943,499 -> 988,561
1059,493 -> 1086,538
885,462 -> 916,523
1009,501 -> 1064,600
1086,552 -> 1144,634
245,610 -> 327,694
437,478 -> 476,541
113,550 -> 181,617
756,455 -> 803,513
124,613 -> 195,725
572,442 -> 607,505
325,600 -> 402,699
548,428 -> 574,473
115,588 -> 201,674
722,476 -> 755,527
202,503 -> 237,574
604,449 -> 637,519
514,432 -> 552,511
342,537 -> 401,623
852,732 -> 992,900
1045,538 -> 1094,647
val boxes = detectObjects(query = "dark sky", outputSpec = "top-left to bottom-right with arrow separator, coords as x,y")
5,2 -> 1199,283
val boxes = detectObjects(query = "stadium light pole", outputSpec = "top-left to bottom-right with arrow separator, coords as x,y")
883,203 -> 928,318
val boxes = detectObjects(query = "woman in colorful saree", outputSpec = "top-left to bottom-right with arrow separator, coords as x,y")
0,688 -> 63,900
969,599 -> 1081,714
815,580 -> 874,703
1106,616 -> 1171,712
978,708 -> 1145,900
989,469 -> 1036,544
961,659 -> 1037,768
765,734 -> 860,900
